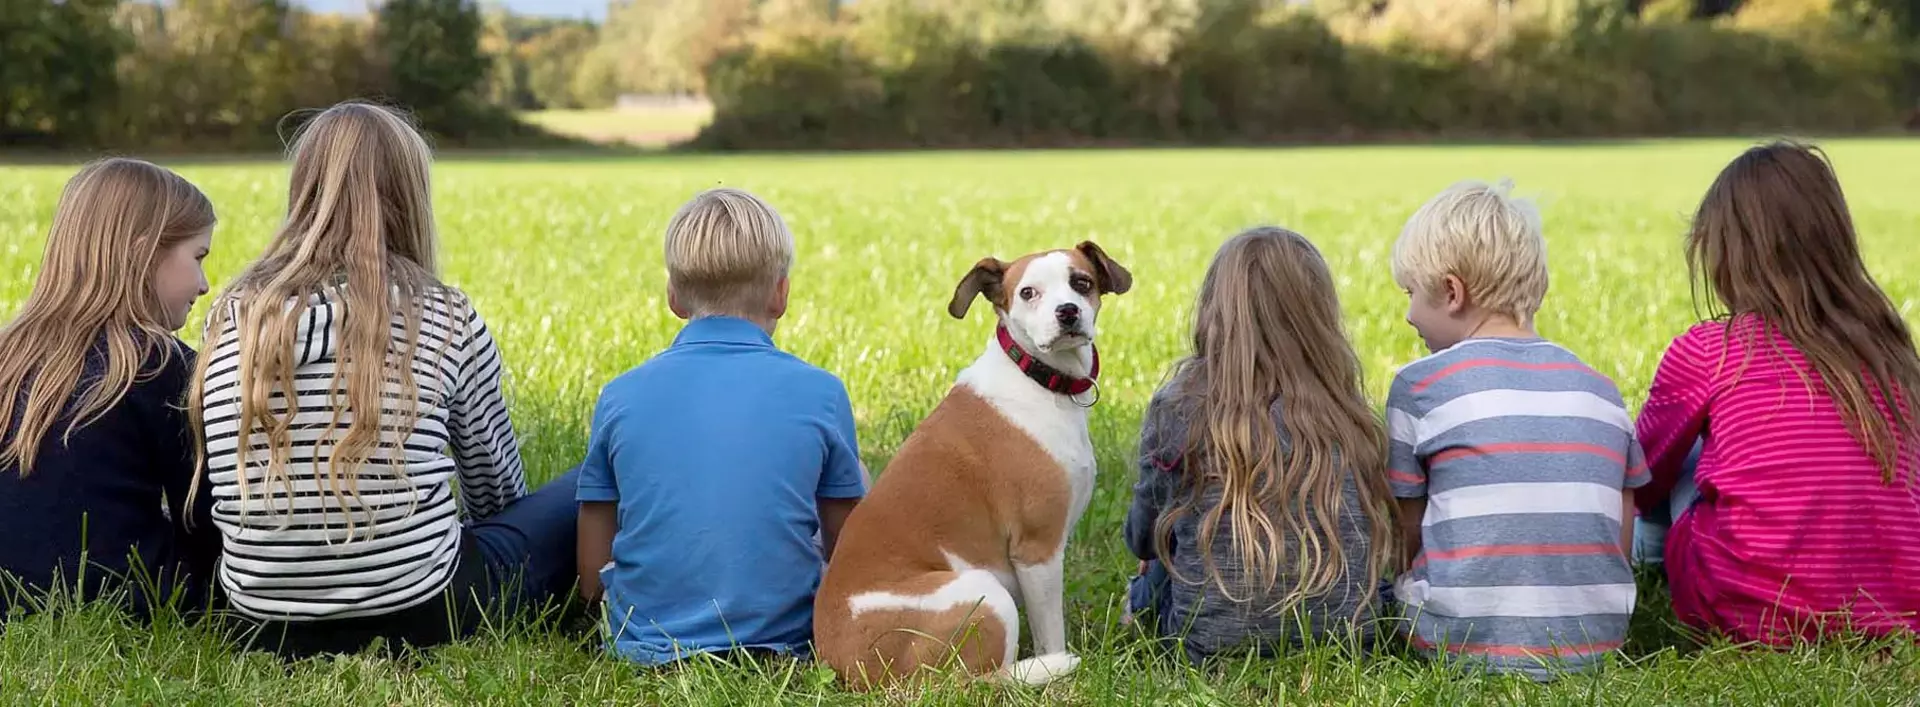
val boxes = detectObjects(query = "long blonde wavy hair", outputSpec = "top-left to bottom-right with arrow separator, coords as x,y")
1154,227 -> 1398,616
0,158 -> 214,477
187,101 -> 457,538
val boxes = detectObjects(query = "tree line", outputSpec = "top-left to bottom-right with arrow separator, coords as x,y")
5,0 -> 1918,150
5,0 -> 579,149
690,0 -> 1920,148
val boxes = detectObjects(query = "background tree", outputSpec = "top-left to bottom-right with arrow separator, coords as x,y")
378,0 -> 490,134
0,0 -> 123,145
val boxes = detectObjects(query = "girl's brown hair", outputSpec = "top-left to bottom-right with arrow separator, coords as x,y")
0,158 -> 214,477
187,101 -> 457,537
1689,140 -> 1920,483
1155,227 -> 1397,615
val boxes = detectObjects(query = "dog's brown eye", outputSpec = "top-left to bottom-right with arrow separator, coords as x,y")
1070,276 -> 1093,294
1019,287 -> 1037,301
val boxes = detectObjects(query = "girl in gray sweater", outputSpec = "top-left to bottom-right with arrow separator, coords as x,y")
1122,227 -> 1398,664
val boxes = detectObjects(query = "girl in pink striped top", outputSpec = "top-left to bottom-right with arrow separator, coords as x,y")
1635,140 -> 1920,646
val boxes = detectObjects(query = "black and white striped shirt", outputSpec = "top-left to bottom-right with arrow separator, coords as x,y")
197,286 -> 527,620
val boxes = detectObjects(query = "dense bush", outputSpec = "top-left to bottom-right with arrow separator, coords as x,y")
695,2 -> 1917,149
4,0 -> 579,150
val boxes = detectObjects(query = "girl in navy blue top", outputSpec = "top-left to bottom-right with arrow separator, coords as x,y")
0,158 -> 220,622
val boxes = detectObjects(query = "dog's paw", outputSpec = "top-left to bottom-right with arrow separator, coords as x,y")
998,652 -> 1080,687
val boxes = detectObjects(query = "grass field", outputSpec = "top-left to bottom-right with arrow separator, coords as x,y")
4,140 -> 1920,704
522,106 -> 713,147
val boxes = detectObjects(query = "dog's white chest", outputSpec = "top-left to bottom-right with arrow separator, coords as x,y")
956,352 -> 1099,525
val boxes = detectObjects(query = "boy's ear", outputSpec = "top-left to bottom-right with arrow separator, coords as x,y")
1075,240 -> 1132,295
948,257 -> 1007,320
1441,274 -> 1468,314
667,283 -> 691,320
768,275 -> 790,320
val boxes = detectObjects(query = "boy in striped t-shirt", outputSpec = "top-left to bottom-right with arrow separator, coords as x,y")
1384,180 -> 1648,680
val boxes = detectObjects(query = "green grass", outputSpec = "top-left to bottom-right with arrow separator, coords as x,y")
522,106 -> 713,147
5,139 -> 1920,703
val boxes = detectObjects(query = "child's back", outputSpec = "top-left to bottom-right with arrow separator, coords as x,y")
1635,141 -> 1920,645
1385,179 -> 1644,679
1641,316 -> 1920,642
575,187 -> 866,665
0,158 -> 218,621
1388,337 -> 1646,677
1125,375 -> 1384,662
1122,227 -> 1397,664
579,318 -> 866,663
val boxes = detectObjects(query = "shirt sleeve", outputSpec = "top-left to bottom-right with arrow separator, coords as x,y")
1123,391 -> 1180,561
448,302 -> 529,520
151,341 -> 221,579
1634,327 -> 1716,515
1624,433 -> 1652,490
817,378 -> 868,500
575,389 -> 620,503
1386,369 -> 1427,499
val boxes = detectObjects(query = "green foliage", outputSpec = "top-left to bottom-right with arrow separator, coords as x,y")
379,0 -> 494,138
111,0 -> 312,148
1,0 -> 580,150
0,0 -> 123,146
480,13 -> 606,111
696,0 -> 1915,149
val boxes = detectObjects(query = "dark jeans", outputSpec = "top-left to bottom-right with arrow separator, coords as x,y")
1126,559 -> 1178,639
229,469 -> 583,660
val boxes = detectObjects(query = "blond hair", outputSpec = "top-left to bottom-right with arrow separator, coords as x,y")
663,187 -> 794,318
1390,179 -> 1547,320
0,158 -> 213,477
1158,228 -> 1397,619
187,101 -> 455,538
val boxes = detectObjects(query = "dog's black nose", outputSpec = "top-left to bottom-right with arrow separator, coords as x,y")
1056,303 -> 1080,328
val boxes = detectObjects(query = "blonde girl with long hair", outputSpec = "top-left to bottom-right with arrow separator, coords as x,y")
189,101 -> 580,659
1121,227 -> 1397,663
1635,140 -> 1920,645
0,158 -> 219,621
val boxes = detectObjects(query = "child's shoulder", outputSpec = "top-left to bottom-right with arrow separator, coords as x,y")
608,343 -> 848,402
1657,316 -> 1755,364
1389,338 -> 1620,403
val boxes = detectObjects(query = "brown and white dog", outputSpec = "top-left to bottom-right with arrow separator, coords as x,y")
813,241 -> 1132,690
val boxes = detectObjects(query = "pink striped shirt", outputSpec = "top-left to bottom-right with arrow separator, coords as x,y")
1637,315 -> 1920,645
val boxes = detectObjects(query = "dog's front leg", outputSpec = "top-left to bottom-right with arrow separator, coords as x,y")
1014,553 -> 1068,655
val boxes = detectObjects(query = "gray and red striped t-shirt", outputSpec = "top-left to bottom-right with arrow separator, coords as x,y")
1386,337 -> 1649,679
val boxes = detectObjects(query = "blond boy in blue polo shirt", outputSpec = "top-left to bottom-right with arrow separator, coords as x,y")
575,187 -> 868,665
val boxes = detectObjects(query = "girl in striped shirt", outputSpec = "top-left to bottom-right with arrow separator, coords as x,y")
1634,140 -> 1920,646
187,101 -> 581,659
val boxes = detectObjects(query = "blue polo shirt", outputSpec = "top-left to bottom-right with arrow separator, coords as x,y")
577,316 -> 868,665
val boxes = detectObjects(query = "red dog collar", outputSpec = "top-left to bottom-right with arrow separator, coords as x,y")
996,323 -> 1099,396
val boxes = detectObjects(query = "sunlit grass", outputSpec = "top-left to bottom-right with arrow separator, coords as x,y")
3,139 -> 1920,702
521,105 -> 713,147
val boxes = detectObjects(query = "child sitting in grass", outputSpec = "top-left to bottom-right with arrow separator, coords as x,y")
1123,227 -> 1399,665
1384,179 -> 1647,680
0,158 -> 219,623
1633,141 -> 1920,646
575,187 -> 868,665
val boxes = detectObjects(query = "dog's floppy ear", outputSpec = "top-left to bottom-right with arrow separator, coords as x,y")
1076,240 -> 1132,295
948,257 -> 1007,320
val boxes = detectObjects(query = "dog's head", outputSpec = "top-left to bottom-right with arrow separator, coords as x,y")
947,241 -> 1132,354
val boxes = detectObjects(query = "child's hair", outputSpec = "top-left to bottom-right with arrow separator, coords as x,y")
1390,179 -> 1547,321
1156,227 -> 1397,616
187,101 -> 455,536
0,158 -> 214,477
663,187 -> 794,318
1689,140 -> 1920,484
